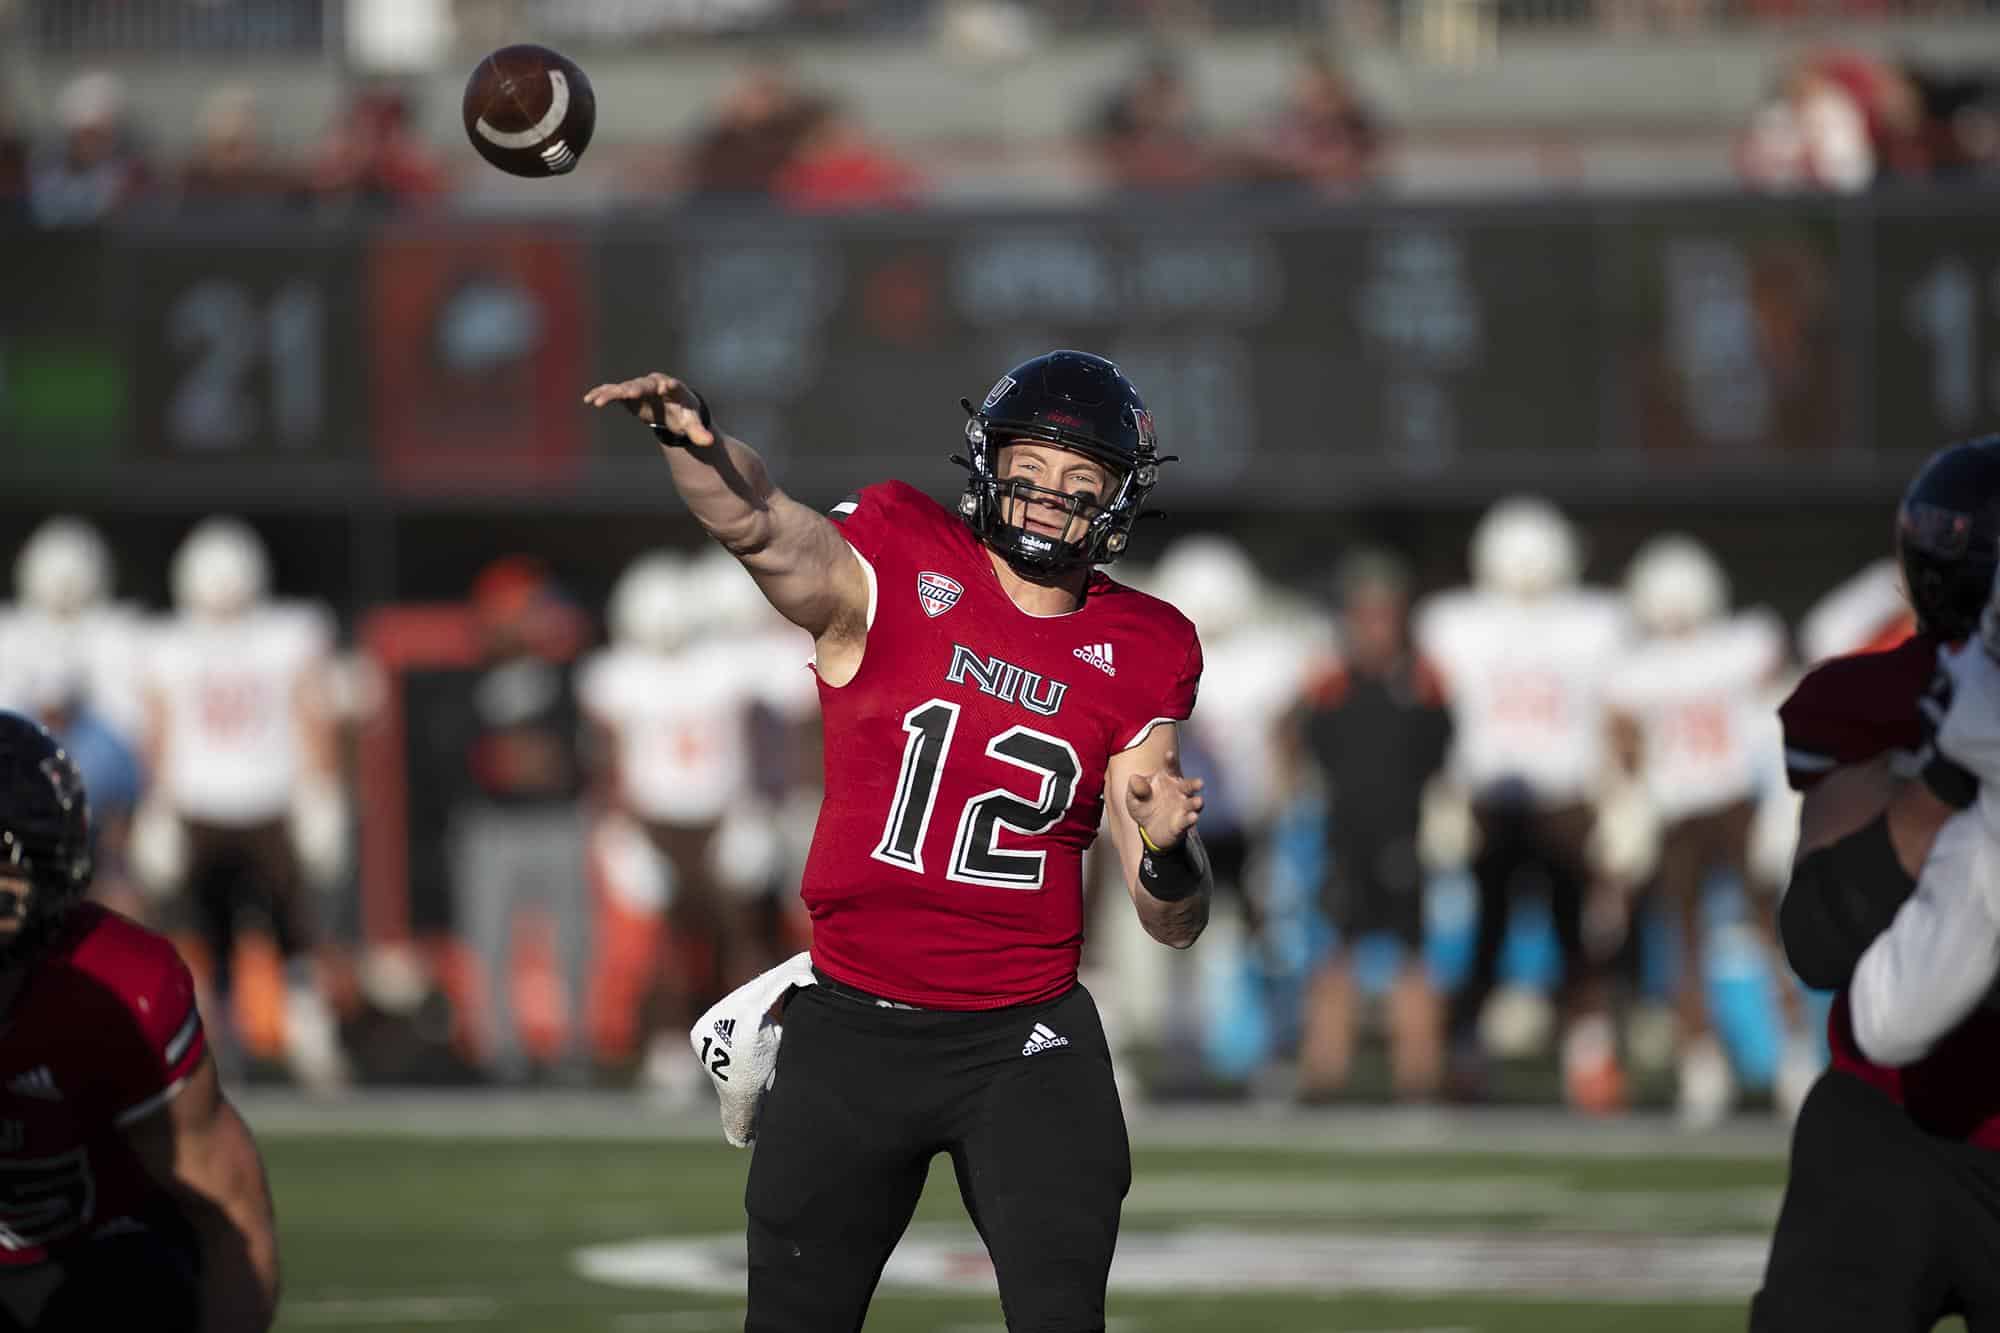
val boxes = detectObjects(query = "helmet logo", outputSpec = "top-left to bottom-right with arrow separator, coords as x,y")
917,572 -> 964,619
981,376 -> 1016,411
1132,408 -> 1157,453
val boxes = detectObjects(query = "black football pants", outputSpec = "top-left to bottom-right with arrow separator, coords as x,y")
744,978 -> 1130,1332
1752,1070 -> 2000,1332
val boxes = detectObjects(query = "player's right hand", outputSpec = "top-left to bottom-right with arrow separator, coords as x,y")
582,372 -> 715,447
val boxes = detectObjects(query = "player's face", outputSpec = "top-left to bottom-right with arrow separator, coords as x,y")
997,443 -> 1116,547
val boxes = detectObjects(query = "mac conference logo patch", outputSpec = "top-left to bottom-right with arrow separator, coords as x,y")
917,572 -> 963,619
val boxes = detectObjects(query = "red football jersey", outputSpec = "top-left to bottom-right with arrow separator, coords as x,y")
1777,632 -> 2000,1148
0,903 -> 207,1264
803,481 -> 1202,1009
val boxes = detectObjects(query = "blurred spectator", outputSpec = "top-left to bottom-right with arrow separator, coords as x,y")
27,72 -> 151,226
1238,52 -> 1381,194
1911,63 -> 2000,181
311,85 -> 450,211
1293,551 -> 1451,1104
438,557 -> 591,1084
681,61 -> 816,198
772,96 -> 921,211
178,84 -> 299,213
1091,50 -> 1212,192
1738,56 -> 1875,192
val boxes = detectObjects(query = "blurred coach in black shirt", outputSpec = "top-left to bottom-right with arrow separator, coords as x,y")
1294,551 -> 1452,1102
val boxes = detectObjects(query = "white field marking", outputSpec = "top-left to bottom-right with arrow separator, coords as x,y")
1124,1173 -> 1782,1230
938,1321 -> 1139,1333
609,1313 -> 746,1331
286,1295 -> 501,1324
237,1091 -> 1789,1159
475,68 -> 570,149
573,1226 -> 1768,1302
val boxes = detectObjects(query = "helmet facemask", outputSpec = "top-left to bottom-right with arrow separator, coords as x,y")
954,416 -> 1158,576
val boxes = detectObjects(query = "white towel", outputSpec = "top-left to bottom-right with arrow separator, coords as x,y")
689,951 -> 817,1147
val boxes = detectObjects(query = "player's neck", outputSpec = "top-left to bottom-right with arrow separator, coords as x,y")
986,547 -> 1087,617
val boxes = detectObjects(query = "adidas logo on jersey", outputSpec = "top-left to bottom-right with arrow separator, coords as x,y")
1021,1023 -> 1070,1056
712,1018 -> 735,1047
6,1067 -> 60,1101
1072,643 -> 1116,677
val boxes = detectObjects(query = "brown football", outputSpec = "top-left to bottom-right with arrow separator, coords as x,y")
462,44 -> 596,178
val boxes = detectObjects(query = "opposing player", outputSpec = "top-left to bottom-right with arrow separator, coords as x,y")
584,350 -> 1208,1332
0,711 -> 279,1332
1415,496 -> 1631,1110
1753,435 -> 2000,1331
1606,535 -> 1811,1126
135,519 -> 348,1091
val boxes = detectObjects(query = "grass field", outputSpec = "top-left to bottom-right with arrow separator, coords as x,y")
250,1094 -> 1865,1333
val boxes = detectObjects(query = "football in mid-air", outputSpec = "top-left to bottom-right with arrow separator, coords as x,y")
462,44 -> 596,178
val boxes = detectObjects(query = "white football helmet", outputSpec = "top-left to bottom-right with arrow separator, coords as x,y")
1153,533 -> 1263,642
1625,534 -> 1729,636
608,551 -> 695,652
171,518 -> 269,619
15,518 -> 111,618
688,544 -> 768,636
1470,496 -> 1579,599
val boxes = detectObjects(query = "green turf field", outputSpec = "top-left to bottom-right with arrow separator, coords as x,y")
257,1095 -> 1916,1333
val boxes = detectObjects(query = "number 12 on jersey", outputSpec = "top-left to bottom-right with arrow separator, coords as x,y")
871,698 -> 1081,890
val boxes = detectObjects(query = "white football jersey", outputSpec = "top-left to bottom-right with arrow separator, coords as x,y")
1187,611 -> 1335,827
1417,588 -> 1631,804
148,605 -> 332,824
578,639 -> 778,826
1607,611 -> 1786,821
0,604 -> 148,740
1799,558 -> 1912,665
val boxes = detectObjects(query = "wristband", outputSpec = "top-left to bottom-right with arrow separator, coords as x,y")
650,387 -> 714,446
1921,746 -> 1979,811
1138,829 -> 1207,903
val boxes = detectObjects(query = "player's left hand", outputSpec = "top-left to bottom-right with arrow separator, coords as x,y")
1126,754 -> 1203,852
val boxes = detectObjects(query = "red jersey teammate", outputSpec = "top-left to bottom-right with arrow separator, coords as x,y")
585,350 -> 1209,1333
1754,437 -> 2000,1331
0,711 -> 278,1332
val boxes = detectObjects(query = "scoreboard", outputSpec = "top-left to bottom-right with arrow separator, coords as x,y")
7,193 -> 1994,508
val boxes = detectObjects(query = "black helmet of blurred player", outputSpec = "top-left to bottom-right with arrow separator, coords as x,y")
955,350 -> 1166,574
0,712 -> 92,963
1898,435 -> 2000,642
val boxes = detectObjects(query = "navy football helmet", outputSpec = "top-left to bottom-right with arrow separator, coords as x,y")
1898,435 -> 2000,642
955,350 -> 1169,574
0,712 -> 91,957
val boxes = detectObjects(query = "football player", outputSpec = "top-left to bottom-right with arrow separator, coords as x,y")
578,550 -> 802,1096
1,517 -> 146,744
134,519 -> 348,1092
584,350 -> 1208,1332
1606,535 -> 1811,1126
1415,496 -> 1632,1110
1753,435 -> 2000,1331
0,711 -> 278,1332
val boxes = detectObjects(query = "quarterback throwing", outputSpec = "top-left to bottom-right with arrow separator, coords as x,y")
585,350 -> 1209,1332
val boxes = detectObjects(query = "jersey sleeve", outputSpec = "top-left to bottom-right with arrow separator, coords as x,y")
102,941 -> 208,1129
575,651 -> 619,722
1118,622 -> 1202,752
1777,637 -> 1935,790
827,481 -> 945,567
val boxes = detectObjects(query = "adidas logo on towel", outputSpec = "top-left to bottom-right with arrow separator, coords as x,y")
1072,642 -> 1116,677
1021,1023 -> 1070,1056
712,1018 -> 735,1047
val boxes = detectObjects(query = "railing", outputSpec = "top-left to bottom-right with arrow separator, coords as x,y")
26,0 -> 337,55
22,0 -> 1999,57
